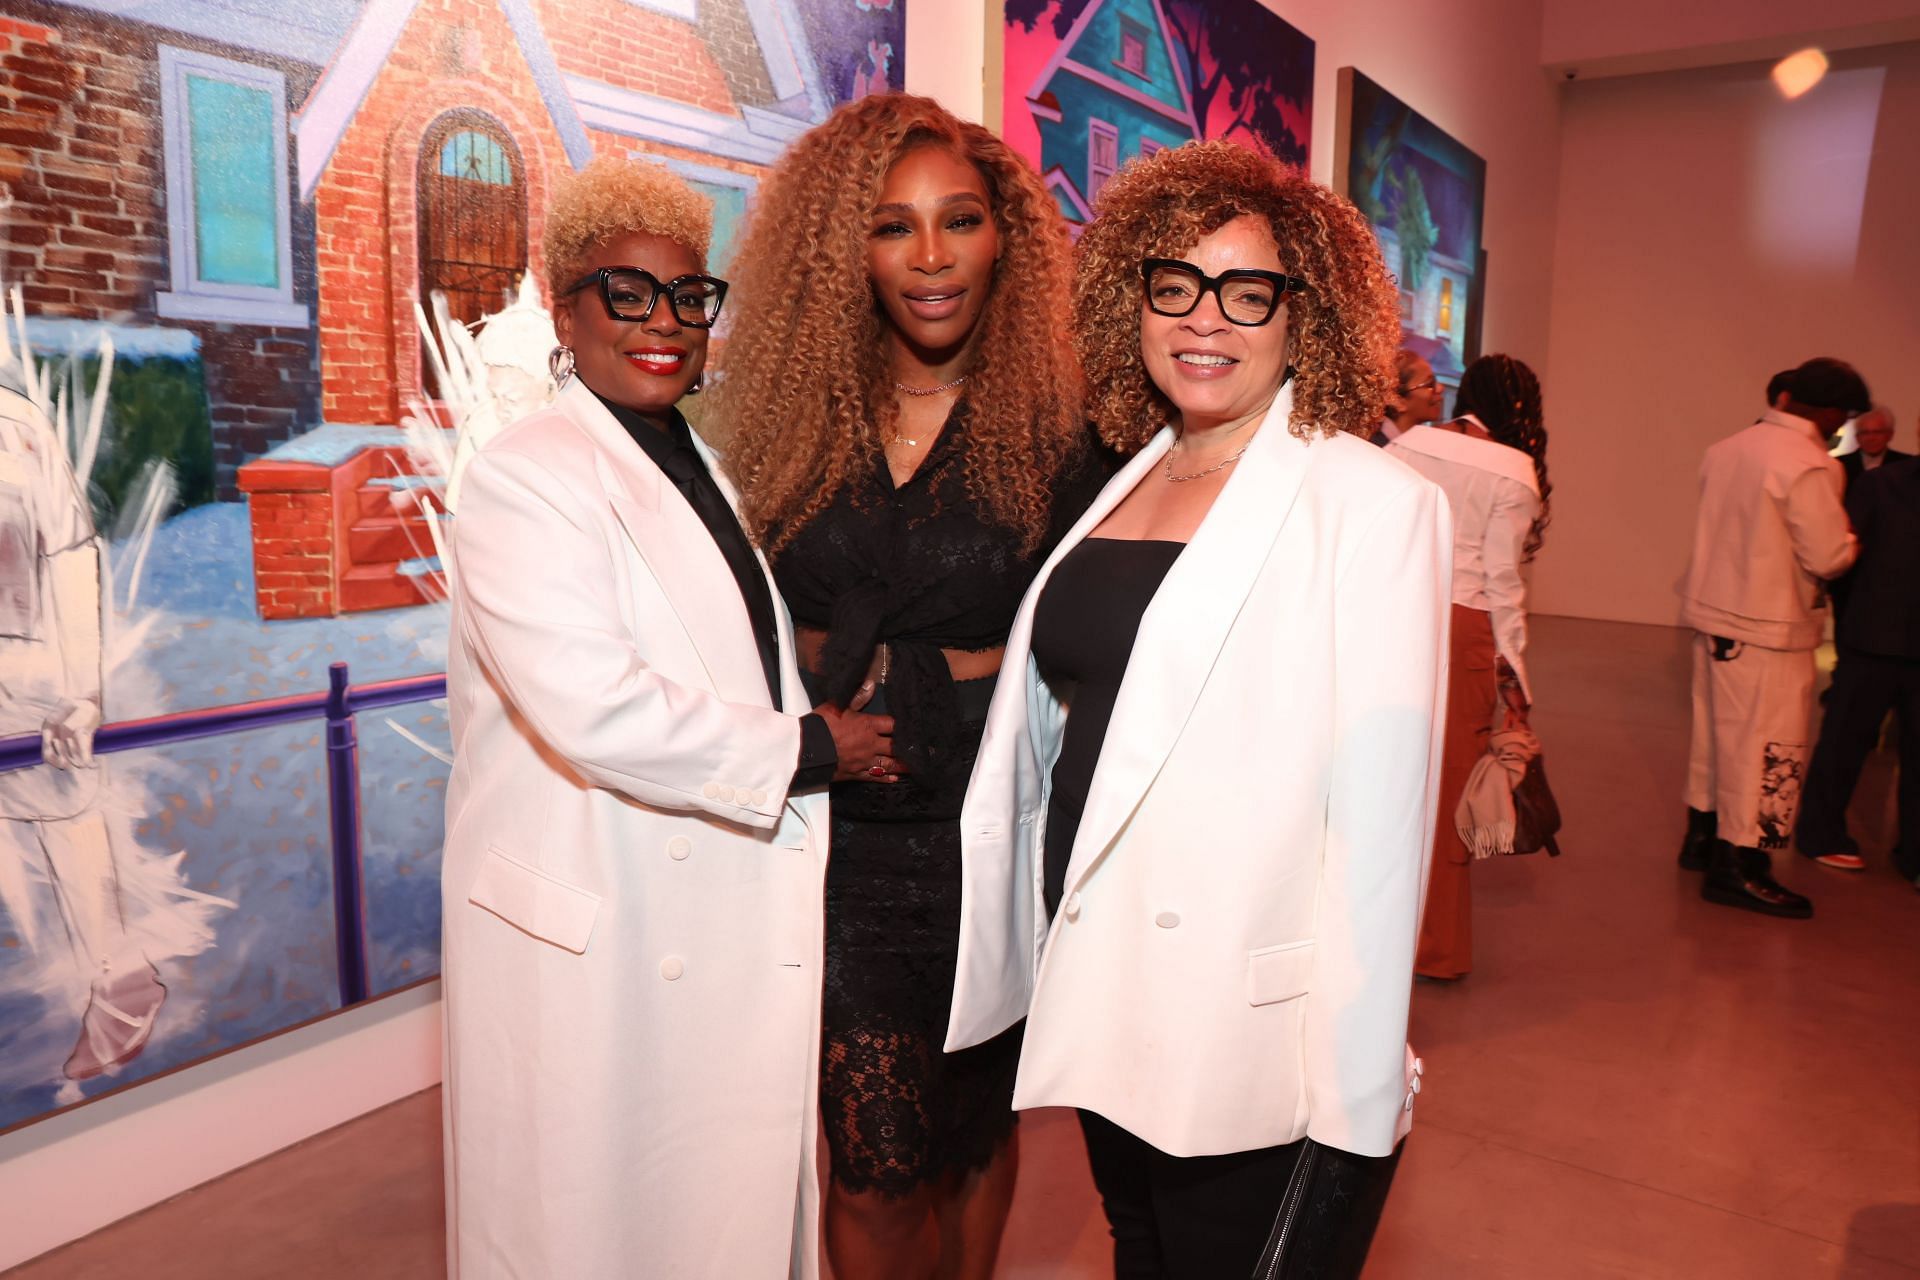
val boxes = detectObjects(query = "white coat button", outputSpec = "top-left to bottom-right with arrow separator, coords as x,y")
659,956 -> 685,981
667,836 -> 692,861
1063,893 -> 1082,921
719,784 -> 737,803
702,782 -> 721,799
1155,911 -> 1180,929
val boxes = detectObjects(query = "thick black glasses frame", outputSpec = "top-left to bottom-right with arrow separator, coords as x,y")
1140,257 -> 1306,327
562,266 -> 730,327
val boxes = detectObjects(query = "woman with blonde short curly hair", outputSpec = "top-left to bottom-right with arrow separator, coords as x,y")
716,94 -> 1107,1280
442,154 -> 889,1278
948,140 -> 1451,1278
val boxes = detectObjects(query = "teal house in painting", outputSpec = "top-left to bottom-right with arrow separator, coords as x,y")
1024,0 -> 1198,224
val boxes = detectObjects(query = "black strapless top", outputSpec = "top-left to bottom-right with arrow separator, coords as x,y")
1030,537 -> 1185,916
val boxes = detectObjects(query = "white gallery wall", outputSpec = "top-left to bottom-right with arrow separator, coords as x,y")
1272,0 -> 1566,403
1531,41 -> 1920,625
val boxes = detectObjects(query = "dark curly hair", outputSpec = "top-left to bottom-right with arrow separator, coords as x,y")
1455,353 -> 1551,559
712,94 -> 1084,554
1072,140 -> 1399,451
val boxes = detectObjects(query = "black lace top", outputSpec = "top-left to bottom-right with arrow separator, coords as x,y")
770,404 -> 1111,819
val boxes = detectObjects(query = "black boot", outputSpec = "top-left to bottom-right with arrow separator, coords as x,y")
1701,843 -> 1813,919
1677,807 -> 1716,871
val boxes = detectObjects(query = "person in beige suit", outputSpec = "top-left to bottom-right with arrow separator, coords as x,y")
1676,357 -> 1868,918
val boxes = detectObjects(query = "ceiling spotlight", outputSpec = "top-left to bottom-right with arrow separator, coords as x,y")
1772,48 -> 1829,99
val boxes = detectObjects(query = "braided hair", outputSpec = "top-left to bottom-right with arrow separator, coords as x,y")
1455,354 -> 1551,559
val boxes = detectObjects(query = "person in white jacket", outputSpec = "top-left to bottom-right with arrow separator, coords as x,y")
1387,353 -> 1549,980
440,157 -> 893,1279
1675,357 -> 1868,918
949,142 -> 1443,1280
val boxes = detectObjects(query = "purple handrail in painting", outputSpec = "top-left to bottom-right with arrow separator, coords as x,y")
0,662 -> 447,1007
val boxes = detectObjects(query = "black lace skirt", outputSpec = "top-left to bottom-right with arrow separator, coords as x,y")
816,675 -> 1022,1198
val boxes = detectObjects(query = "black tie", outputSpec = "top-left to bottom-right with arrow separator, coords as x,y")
657,443 -> 786,710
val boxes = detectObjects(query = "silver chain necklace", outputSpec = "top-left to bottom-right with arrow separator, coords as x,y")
1164,442 -> 1250,483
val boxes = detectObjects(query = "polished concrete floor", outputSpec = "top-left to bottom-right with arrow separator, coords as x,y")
12,616 -> 1917,1279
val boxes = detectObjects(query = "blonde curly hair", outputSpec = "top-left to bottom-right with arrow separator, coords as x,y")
713,94 -> 1083,553
1074,140 -> 1399,450
543,155 -> 712,295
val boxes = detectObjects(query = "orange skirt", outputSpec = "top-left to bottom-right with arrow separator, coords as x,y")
1416,604 -> 1498,979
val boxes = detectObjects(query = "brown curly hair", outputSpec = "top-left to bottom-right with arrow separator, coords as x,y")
712,94 -> 1083,553
1074,140 -> 1399,451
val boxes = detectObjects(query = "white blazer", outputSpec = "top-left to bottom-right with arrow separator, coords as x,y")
947,384 -> 1451,1159
442,379 -> 827,1278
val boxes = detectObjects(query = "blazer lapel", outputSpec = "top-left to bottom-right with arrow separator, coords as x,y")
1058,383 -> 1317,898
562,382 -> 769,710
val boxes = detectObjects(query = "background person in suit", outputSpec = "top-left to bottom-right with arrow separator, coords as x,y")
1796,453 -> 1920,883
440,157 -> 891,1279
949,141 -> 1448,1280
1839,405 -> 1908,491
1675,357 -> 1867,918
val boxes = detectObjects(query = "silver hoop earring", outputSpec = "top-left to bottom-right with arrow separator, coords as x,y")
685,374 -> 704,396
548,344 -> 575,389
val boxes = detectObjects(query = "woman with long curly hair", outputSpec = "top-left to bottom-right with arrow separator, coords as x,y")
1387,352 -> 1549,979
714,94 -> 1105,1279
948,140 -> 1448,1278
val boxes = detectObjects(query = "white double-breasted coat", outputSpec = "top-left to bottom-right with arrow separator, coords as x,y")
442,379 -> 828,1278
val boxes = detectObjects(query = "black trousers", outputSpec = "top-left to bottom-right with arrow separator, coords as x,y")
1076,1110 -> 1399,1280
1797,648 -> 1920,878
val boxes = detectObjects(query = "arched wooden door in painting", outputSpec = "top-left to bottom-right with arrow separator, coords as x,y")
418,111 -> 527,332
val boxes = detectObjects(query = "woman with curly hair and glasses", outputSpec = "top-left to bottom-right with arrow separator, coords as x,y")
442,156 -> 892,1278
948,140 -> 1449,1279
715,94 -> 1107,1279
1388,353 -> 1550,979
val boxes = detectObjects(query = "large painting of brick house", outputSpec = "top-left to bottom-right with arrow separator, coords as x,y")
1003,0 -> 1312,228
0,0 -> 902,1134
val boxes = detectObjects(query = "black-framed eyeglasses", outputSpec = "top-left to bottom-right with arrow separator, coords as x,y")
1140,258 -> 1305,327
562,267 -> 729,328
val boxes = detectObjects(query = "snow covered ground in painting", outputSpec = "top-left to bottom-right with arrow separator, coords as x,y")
0,502 -> 449,1131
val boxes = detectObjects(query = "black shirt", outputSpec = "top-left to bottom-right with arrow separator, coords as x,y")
593,391 -> 835,788
770,402 -> 1112,818
1030,537 -> 1184,917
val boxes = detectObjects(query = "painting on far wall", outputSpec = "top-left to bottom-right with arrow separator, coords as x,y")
1335,67 -> 1487,389
0,0 -> 903,1137
1002,0 -> 1314,230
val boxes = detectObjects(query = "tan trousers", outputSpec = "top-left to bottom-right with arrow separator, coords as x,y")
1684,633 -> 1817,849
1417,605 -> 1495,980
